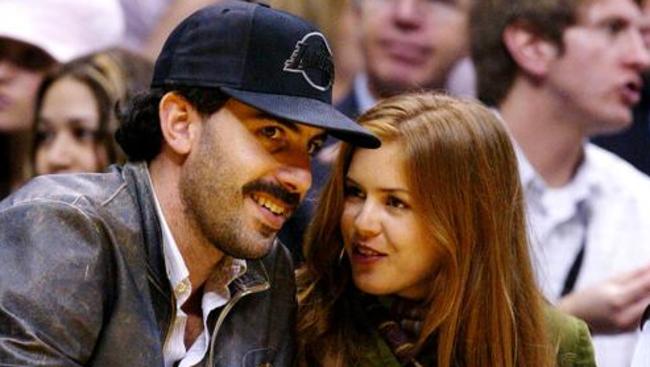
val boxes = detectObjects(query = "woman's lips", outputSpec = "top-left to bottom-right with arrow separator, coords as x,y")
350,243 -> 387,265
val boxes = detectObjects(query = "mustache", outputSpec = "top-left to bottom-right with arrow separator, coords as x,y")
242,180 -> 300,208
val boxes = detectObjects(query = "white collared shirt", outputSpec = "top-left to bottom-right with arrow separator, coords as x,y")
146,168 -> 247,367
632,320 -> 650,367
353,73 -> 378,114
515,142 -> 650,367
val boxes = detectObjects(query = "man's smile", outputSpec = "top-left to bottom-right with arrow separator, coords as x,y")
250,192 -> 293,217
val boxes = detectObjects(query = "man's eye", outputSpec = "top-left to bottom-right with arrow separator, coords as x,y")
307,138 -> 325,156
35,130 -> 55,144
259,126 -> 283,140
604,19 -> 626,36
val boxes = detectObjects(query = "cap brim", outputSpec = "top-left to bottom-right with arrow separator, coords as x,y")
220,87 -> 380,149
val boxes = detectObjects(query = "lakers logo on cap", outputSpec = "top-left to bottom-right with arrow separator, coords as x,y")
283,32 -> 334,92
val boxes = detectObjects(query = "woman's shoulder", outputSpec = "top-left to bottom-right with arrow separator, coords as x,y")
544,305 -> 597,367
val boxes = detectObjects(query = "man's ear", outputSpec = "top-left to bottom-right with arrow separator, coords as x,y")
159,92 -> 199,156
503,22 -> 558,78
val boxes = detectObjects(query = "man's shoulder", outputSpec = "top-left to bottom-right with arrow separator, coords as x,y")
1,167 -> 129,215
335,87 -> 361,120
585,143 -> 650,199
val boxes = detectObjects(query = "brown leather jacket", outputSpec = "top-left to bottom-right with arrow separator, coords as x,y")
0,162 -> 296,366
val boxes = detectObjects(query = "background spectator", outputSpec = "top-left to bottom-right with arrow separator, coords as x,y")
271,0 -> 362,103
471,0 -> 650,365
31,48 -> 153,176
279,0 -> 473,261
0,0 -> 124,197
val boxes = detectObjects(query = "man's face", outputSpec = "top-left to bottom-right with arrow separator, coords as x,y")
180,99 -> 326,259
357,0 -> 470,97
545,0 -> 650,135
0,38 -> 55,132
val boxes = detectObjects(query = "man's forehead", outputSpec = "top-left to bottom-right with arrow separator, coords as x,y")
576,0 -> 643,23
359,0 -> 471,9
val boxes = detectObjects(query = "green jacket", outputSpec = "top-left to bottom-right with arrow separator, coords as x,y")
546,306 -> 597,367
357,304 -> 596,367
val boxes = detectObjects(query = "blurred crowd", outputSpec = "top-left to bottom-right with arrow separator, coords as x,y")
2,0 -> 650,366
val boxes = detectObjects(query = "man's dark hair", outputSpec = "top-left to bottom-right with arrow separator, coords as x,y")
471,0 -> 645,107
470,0 -> 578,107
115,87 -> 228,161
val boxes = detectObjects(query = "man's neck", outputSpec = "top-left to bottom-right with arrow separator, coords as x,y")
149,155 -> 225,295
499,82 -> 586,188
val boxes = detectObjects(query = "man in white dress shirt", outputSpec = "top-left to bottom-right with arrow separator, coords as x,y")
471,0 -> 650,365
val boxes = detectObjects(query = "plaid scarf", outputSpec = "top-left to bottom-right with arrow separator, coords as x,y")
360,295 -> 431,367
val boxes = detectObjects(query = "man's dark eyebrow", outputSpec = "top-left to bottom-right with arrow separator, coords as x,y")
256,111 -> 329,140
255,111 -> 303,132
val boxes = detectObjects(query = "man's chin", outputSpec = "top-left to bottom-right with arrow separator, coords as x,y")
222,231 -> 277,260
373,74 -> 437,98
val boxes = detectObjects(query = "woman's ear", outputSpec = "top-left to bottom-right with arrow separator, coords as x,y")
503,21 -> 559,78
158,92 -> 200,156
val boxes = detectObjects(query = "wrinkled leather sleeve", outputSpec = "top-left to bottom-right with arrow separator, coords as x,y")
265,241 -> 297,367
0,200 -> 113,366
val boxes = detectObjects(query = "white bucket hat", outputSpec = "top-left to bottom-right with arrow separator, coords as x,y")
0,0 -> 125,62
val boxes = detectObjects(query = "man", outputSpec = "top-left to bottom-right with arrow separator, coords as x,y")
471,0 -> 650,365
0,1 -> 379,366
0,0 -> 124,197
337,0 -> 471,119
593,0 -> 650,176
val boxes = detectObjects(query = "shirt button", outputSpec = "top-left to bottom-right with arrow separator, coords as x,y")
176,281 -> 189,294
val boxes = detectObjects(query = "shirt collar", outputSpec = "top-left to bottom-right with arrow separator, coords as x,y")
354,73 -> 378,114
144,165 -> 247,302
514,141 -> 601,199
146,166 -> 190,296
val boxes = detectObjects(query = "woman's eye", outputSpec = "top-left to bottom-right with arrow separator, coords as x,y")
35,130 -> 55,144
260,126 -> 282,140
344,185 -> 365,199
386,196 -> 408,209
72,128 -> 98,142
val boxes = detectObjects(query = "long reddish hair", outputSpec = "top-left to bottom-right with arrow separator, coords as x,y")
297,93 -> 554,366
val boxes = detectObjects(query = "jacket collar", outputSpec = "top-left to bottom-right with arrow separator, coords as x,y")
121,161 -> 170,296
121,161 -> 270,297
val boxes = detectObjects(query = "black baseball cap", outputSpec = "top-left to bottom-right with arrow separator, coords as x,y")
151,0 -> 380,149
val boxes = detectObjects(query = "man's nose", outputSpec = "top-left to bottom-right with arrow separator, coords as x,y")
275,162 -> 312,198
625,27 -> 650,70
392,0 -> 424,28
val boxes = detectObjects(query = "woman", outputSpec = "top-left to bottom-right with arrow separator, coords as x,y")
297,93 -> 595,366
31,48 -> 152,175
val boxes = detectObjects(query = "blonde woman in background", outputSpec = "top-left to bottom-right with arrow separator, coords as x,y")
31,48 -> 152,175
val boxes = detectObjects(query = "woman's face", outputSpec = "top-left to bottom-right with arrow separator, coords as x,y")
341,140 -> 440,300
34,76 -> 107,175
